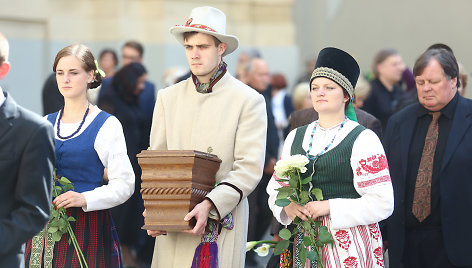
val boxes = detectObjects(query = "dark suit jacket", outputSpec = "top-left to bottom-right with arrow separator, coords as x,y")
384,95 -> 472,267
289,107 -> 382,137
0,92 -> 54,267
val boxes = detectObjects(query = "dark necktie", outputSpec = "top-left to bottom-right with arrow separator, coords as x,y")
412,112 -> 441,222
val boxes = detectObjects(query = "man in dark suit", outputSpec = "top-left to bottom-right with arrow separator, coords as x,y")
0,32 -> 55,267
384,47 -> 472,267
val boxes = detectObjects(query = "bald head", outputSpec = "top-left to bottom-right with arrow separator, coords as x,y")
0,32 -> 9,65
247,58 -> 270,92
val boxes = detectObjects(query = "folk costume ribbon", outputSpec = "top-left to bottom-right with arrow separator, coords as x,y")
191,212 -> 233,268
191,61 -> 227,93
30,224 -> 55,268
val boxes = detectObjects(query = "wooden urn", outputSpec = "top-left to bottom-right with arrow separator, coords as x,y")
138,150 -> 221,231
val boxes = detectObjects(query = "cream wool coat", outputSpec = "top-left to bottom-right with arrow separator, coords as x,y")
149,72 -> 267,268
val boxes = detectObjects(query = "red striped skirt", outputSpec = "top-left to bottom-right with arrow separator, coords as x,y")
25,208 -> 122,268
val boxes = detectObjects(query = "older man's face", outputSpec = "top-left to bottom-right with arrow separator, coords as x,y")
415,58 -> 457,111
247,59 -> 270,92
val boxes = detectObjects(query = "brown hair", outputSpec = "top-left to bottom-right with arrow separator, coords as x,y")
123,40 -> 144,57
53,44 -> 102,89
271,73 -> 287,90
183,31 -> 222,47
371,49 -> 399,78
413,48 -> 460,88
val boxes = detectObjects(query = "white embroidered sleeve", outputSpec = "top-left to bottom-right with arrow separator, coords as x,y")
81,116 -> 135,212
329,129 -> 394,230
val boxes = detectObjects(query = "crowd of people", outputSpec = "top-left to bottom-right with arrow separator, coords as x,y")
1,5 -> 471,268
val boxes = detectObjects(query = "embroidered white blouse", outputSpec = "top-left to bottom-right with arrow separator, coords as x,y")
267,119 -> 394,230
48,106 -> 135,212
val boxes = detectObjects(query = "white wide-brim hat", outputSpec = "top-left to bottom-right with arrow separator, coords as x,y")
170,6 -> 239,57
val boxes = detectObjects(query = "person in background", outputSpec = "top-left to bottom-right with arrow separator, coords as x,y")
245,56 -> 280,267
99,40 -> 156,121
99,48 -> 119,77
363,48 -> 405,132
235,48 -> 261,82
296,56 -> 317,84
0,32 -> 55,268
291,82 -> 313,111
88,49 -> 119,105
352,75 -> 371,109
145,6 -> 267,267
271,73 -> 294,142
24,43 -> 134,267
98,62 -> 152,268
458,62 -> 468,96
384,47 -> 472,268
42,72 -> 64,115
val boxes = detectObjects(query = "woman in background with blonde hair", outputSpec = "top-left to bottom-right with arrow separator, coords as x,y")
291,82 -> 312,111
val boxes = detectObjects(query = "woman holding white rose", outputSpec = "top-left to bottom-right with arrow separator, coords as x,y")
267,47 -> 394,267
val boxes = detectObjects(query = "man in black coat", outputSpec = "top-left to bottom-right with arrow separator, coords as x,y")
245,57 -> 280,266
0,32 -> 55,267
384,47 -> 472,267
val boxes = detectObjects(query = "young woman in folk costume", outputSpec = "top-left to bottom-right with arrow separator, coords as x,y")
267,47 -> 394,268
25,44 -> 134,267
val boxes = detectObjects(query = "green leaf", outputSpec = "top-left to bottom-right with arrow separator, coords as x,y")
298,246 -> 307,266
54,185 -> 63,193
58,218 -> 67,228
277,190 -> 290,199
302,221 -> 312,231
278,228 -> 292,240
52,231 -> 62,242
292,227 -> 299,236
48,227 -> 58,233
68,216 -> 76,222
314,221 -> 322,228
293,217 -> 301,224
289,176 -> 298,188
275,198 -> 291,207
50,209 -> 58,218
273,239 -> 290,256
300,176 -> 312,185
300,191 -> 309,205
276,178 -> 290,182
307,250 -> 319,261
59,177 -> 71,185
318,226 -> 334,244
303,236 -> 311,247
311,188 -> 324,201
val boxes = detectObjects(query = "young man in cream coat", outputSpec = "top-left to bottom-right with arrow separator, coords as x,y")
145,6 -> 267,268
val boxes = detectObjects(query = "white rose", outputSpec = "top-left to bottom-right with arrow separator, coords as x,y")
274,154 -> 309,177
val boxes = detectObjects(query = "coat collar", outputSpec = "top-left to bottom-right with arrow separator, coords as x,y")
0,91 -> 19,139
441,95 -> 472,170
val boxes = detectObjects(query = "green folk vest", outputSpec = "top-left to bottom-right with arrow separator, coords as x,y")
290,124 -> 365,200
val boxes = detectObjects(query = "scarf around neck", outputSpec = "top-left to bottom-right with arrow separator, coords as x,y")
191,61 -> 227,94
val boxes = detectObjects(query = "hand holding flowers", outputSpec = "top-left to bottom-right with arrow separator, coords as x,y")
247,154 -> 333,268
49,173 -> 88,268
